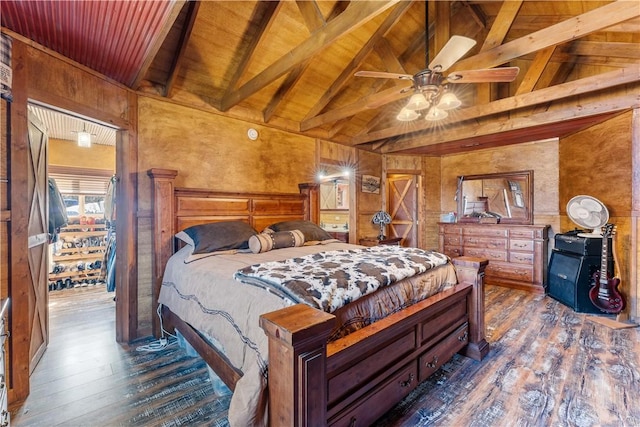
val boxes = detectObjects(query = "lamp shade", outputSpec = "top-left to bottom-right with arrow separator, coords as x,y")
424,107 -> 448,121
396,108 -> 420,122
437,92 -> 461,110
77,131 -> 92,147
404,93 -> 429,111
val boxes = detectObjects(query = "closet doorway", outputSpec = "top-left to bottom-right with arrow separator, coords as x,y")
28,103 -> 117,373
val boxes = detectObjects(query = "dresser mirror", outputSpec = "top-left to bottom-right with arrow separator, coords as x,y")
458,170 -> 533,224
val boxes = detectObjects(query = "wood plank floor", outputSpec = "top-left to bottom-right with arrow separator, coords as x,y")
10,284 -> 640,426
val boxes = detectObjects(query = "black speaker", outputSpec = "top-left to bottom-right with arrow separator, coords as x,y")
547,250 -> 610,314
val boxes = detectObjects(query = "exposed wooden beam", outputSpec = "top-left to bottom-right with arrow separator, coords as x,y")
165,0 -> 200,98
296,0 -> 325,30
565,41 -> 640,60
263,1 -> 348,122
480,0 -> 522,51
224,1 -> 282,96
452,1 -> 640,72
131,0 -> 187,89
516,45 -> 556,95
302,1 -> 412,121
381,92 -> 639,154
350,64 -> 640,145
219,0 -> 401,112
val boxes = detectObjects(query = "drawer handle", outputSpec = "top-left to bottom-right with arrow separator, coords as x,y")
400,373 -> 415,388
514,255 -> 530,261
513,243 -> 528,248
458,331 -> 469,342
425,356 -> 439,368
348,416 -> 357,427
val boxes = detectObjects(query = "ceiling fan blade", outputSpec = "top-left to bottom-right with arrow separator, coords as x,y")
428,35 -> 477,72
446,67 -> 520,83
355,71 -> 413,81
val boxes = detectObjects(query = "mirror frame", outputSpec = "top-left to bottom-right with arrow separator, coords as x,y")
457,170 -> 534,225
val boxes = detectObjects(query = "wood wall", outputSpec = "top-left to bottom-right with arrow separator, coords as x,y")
48,138 -> 115,171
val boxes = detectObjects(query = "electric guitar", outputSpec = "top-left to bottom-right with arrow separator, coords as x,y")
588,223 -> 624,314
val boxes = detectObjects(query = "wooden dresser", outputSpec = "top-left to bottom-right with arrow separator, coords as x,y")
439,223 -> 549,293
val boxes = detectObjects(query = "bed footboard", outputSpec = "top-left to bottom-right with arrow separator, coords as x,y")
260,256 -> 488,426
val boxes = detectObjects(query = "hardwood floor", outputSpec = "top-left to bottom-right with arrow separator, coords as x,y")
10,284 -> 640,426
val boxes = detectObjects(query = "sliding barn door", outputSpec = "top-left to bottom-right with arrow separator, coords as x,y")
388,174 -> 418,248
27,112 -> 49,373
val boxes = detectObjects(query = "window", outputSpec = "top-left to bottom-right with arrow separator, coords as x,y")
63,194 -> 105,217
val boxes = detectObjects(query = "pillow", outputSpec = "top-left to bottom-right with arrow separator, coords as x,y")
249,230 -> 305,253
264,220 -> 333,243
177,221 -> 258,254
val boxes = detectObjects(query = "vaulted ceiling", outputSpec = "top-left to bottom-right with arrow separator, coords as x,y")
2,1 -> 639,155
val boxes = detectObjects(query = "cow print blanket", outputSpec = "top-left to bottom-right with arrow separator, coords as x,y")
234,245 -> 449,313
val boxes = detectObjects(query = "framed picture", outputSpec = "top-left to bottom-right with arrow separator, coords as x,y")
361,175 -> 381,194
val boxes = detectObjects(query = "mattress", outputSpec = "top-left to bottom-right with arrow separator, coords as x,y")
158,242 -> 457,426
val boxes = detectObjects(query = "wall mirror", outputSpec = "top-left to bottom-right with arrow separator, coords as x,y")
458,170 -> 533,224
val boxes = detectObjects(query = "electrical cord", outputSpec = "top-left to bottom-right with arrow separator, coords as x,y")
136,304 -> 179,352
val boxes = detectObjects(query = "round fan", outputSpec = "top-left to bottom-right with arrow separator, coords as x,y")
566,195 -> 609,238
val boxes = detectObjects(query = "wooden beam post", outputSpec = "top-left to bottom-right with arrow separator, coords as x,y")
452,256 -> 489,361
260,304 -> 335,427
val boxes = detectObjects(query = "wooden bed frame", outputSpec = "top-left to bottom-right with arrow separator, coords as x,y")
148,168 -> 489,427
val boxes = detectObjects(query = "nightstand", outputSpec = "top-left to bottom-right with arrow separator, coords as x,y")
359,237 -> 402,247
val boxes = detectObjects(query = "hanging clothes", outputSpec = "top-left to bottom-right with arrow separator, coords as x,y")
48,177 -> 68,239
104,175 -> 117,226
103,175 -> 117,292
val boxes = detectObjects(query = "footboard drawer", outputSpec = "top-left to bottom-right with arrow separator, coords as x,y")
329,361 -> 418,427
419,323 -> 469,381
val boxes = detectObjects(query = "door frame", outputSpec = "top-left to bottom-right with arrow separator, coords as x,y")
7,43 -> 138,402
386,173 -> 421,248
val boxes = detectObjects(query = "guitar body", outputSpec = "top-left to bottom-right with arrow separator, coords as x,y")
589,271 -> 624,314
588,223 -> 625,314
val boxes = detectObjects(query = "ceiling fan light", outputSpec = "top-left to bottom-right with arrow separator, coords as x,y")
77,131 -> 92,147
396,108 -> 420,121
404,93 -> 429,111
424,107 -> 448,121
437,92 -> 461,110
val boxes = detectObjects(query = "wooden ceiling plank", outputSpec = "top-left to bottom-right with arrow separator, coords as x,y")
219,0 -> 401,112
165,1 -> 200,98
515,45 -> 556,95
130,0 -> 187,89
264,1 -> 347,123
376,38 -> 408,74
480,0 -> 522,51
452,1 -> 640,72
302,1 -> 412,121
381,93 -> 638,154
350,64 -> 640,145
459,1 -> 486,30
224,1 -> 283,98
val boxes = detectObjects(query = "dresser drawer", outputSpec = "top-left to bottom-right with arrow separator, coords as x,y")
463,236 -> 507,250
487,262 -> 533,282
464,247 -> 508,262
509,239 -> 534,252
443,245 -> 462,258
462,227 -> 508,238
509,229 -> 535,239
509,251 -> 534,265
443,234 -> 462,245
330,362 -> 418,427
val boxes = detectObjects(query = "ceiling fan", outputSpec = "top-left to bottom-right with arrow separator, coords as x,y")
355,25 -> 519,121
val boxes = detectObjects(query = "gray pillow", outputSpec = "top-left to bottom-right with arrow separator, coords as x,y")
264,220 -> 332,242
178,221 -> 258,254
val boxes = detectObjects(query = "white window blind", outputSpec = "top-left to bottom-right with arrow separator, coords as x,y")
49,168 -> 113,195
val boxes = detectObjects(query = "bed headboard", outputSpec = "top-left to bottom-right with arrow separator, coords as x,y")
147,168 -> 318,336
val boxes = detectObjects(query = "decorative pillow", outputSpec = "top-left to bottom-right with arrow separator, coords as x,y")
177,221 -> 258,254
249,230 -> 305,254
264,220 -> 332,243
